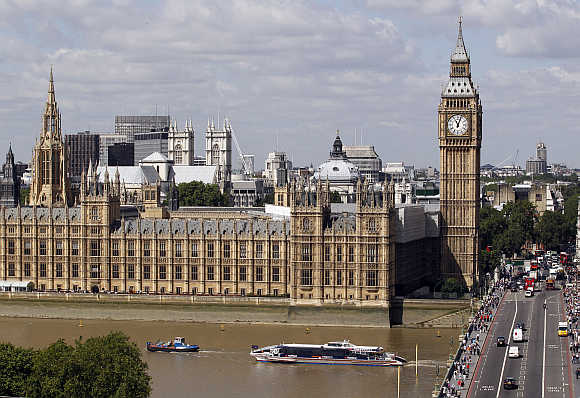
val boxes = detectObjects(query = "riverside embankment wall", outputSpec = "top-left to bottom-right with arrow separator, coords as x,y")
0,292 -> 471,327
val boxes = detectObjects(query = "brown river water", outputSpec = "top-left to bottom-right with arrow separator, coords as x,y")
0,317 -> 458,397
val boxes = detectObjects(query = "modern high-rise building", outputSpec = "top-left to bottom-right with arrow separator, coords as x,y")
134,131 -> 168,165
536,142 -> 547,162
168,120 -> 194,166
526,142 -> 548,175
438,19 -> 482,289
114,115 -> 170,143
205,118 -> 232,190
99,133 -> 128,166
344,145 -> 382,183
107,143 -> 134,167
65,131 -> 100,178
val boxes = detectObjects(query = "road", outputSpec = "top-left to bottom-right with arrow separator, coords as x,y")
468,286 -> 572,397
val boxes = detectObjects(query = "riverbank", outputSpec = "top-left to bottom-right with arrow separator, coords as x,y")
0,292 -> 471,328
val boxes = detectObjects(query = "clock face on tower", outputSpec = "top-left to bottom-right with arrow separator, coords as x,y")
447,115 -> 468,135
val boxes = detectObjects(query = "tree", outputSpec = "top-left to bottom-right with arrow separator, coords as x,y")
7,332 -> 151,398
26,339 -> 74,398
536,210 -> 570,251
20,187 -> 29,206
502,201 -> 536,244
480,249 -> 501,274
0,343 -> 34,397
479,206 -> 506,250
177,181 -> 230,207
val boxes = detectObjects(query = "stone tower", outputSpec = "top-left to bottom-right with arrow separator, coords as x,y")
438,18 -> 482,289
168,120 -> 194,165
205,117 -> 232,191
0,145 -> 20,207
29,68 -> 71,207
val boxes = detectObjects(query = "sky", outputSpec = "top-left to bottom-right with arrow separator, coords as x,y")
1,0 -> 579,170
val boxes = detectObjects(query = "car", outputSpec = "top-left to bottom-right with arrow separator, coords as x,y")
503,377 -> 518,390
513,328 -> 524,342
511,285 -> 518,292
497,336 -> 506,347
508,346 -> 519,358
525,289 -> 533,297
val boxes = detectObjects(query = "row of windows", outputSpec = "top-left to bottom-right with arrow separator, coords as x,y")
8,263 -> 283,283
5,240 -> 283,259
301,269 -> 379,287
307,244 -> 379,263
6,226 -> 88,235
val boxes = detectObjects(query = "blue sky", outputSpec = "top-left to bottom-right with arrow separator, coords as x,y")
0,0 -> 579,170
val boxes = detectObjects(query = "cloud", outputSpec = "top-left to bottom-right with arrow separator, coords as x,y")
367,0 -> 580,58
0,0 -> 428,168
1,0 -> 579,171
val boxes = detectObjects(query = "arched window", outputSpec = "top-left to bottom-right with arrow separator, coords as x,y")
174,144 -> 183,165
211,144 -> 220,165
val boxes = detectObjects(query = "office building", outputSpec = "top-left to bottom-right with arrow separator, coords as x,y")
65,131 -> 100,178
115,115 -> 170,143
134,131 -> 168,165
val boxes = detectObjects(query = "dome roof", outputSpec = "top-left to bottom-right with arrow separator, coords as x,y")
315,158 -> 359,182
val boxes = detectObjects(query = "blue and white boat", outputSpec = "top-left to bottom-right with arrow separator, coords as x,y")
146,337 -> 199,353
250,340 -> 406,367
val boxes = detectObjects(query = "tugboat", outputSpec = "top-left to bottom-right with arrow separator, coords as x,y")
250,340 -> 406,367
146,337 -> 199,352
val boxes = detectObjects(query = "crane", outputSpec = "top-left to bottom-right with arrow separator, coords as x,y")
229,122 -> 252,177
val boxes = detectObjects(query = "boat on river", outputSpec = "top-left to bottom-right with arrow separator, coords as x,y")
250,340 -> 406,367
146,337 -> 199,353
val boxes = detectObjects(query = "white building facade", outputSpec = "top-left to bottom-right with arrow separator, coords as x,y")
168,120 -> 194,166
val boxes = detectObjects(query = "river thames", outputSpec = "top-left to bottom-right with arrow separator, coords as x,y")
0,317 -> 459,397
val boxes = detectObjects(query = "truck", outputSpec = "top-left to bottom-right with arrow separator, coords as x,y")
546,278 -> 555,290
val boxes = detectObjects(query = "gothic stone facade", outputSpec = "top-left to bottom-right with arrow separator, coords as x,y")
0,180 -> 395,302
438,20 -> 482,289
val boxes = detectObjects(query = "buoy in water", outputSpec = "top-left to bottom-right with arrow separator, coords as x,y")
437,330 -> 441,338
78,320 -> 84,328
220,324 -> 225,332
305,327 -> 311,334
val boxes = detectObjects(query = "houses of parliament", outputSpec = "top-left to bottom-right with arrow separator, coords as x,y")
0,21 -> 481,302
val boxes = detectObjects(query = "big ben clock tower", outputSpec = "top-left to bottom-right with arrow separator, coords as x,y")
439,18 -> 482,290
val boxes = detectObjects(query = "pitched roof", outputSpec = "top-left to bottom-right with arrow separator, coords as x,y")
140,152 -> 170,163
171,166 -> 217,185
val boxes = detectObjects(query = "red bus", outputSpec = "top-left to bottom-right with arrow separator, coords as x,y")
524,277 -> 535,290
560,253 -> 571,265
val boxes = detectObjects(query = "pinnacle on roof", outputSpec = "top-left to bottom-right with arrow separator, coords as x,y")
451,16 -> 469,63
47,66 -> 56,105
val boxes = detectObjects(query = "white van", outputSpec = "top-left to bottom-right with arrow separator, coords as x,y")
513,328 -> 524,342
508,346 -> 519,358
